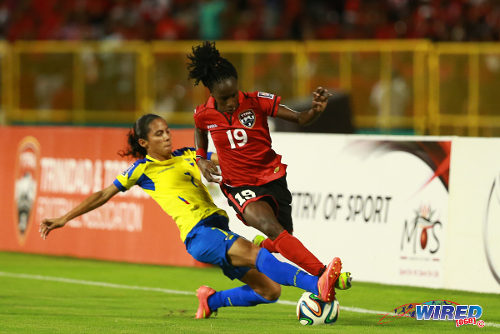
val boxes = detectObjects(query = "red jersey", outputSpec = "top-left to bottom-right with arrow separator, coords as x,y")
194,91 -> 287,187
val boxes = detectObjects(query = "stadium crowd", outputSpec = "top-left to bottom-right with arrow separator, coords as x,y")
1,0 -> 500,42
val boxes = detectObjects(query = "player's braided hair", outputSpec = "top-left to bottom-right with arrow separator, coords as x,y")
187,41 -> 238,91
120,113 -> 162,159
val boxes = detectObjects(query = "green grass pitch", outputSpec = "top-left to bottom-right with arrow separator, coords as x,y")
0,251 -> 499,333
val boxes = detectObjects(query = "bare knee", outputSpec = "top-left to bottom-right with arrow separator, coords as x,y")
243,201 -> 283,239
256,281 -> 281,301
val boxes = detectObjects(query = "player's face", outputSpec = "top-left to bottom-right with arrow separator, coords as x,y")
144,118 -> 172,160
211,77 -> 240,114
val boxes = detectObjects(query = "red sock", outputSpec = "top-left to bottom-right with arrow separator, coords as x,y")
273,230 -> 325,276
261,238 -> 277,253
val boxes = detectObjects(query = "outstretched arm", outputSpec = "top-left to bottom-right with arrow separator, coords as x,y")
39,184 -> 120,239
195,126 -> 221,183
275,87 -> 332,126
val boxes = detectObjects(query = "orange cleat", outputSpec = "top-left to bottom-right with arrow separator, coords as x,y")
317,257 -> 342,302
195,285 -> 216,319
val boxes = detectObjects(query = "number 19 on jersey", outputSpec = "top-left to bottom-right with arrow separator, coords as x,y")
226,129 -> 248,149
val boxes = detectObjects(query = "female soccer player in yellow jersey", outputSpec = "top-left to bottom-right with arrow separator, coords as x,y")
39,114 -> 342,319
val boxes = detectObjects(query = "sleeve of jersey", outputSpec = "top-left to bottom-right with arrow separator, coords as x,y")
185,147 -> 196,159
193,106 -> 207,130
182,147 -> 214,160
113,162 -> 142,192
258,93 -> 282,117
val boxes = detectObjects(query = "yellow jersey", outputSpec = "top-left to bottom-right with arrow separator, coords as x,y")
113,147 -> 227,241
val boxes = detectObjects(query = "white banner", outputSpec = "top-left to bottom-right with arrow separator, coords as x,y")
446,137 -> 500,293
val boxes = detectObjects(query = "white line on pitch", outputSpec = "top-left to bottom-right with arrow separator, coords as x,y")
0,271 -> 193,295
1,271 -> 498,328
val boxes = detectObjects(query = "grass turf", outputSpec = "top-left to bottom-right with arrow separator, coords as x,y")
0,251 -> 499,333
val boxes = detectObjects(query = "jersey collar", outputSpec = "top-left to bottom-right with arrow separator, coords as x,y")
145,154 -> 174,164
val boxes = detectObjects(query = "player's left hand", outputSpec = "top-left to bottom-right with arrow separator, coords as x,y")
311,87 -> 332,114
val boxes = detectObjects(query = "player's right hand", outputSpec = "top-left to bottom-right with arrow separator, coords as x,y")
197,158 -> 221,183
39,218 -> 66,240
311,86 -> 332,113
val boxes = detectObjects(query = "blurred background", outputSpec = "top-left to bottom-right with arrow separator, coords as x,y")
1,0 -> 500,136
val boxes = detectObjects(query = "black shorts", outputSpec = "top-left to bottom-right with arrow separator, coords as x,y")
220,175 -> 293,233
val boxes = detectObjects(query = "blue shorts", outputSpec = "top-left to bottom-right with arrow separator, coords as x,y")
184,214 -> 251,280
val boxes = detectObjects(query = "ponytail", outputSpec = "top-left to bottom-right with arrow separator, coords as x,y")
119,114 -> 162,158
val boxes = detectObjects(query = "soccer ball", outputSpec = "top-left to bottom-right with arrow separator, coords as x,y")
296,292 -> 340,326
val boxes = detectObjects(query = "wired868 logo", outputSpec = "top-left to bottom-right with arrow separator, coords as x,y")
416,303 -> 484,328
379,300 -> 484,328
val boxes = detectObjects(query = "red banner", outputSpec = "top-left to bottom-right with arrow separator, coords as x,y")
0,126 -> 206,267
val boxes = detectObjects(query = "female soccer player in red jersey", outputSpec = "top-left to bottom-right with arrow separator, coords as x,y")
187,41 -> 344,281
